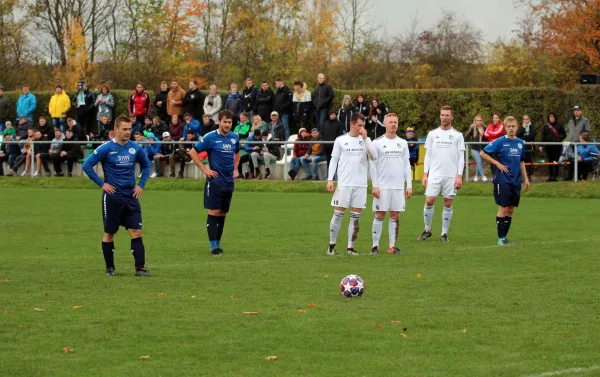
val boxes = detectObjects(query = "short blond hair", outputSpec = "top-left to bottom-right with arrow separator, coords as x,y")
504,116 -> 518,126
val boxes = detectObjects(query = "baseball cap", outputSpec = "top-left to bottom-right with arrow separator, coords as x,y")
311,128 -> 319,133
572,105 -> 582,110
162,131 -> 170,138
78,80 -> 85,87
271,111 -> 279,116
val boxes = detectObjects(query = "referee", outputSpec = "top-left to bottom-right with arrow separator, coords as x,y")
82,115 -> 152,276
189,110 -> 240,255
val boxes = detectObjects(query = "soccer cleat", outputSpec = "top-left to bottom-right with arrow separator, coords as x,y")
387,247 -> 403,254
105,267 -> 115,276
134,268 -> 152,277
371,246 -> 379,254
210,248 -> 223,256
497,238 -> 509,246
327,244 -> 336,255
504,238 -> 514,246
417,230 -> 432,241
440,234 -> 450,242
346,248 -> 359,256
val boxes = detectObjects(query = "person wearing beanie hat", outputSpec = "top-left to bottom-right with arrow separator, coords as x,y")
405,127 -> 419,167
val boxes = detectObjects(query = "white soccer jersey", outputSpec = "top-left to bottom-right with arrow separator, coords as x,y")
370,136 -> 412,190
328,134 -> 370,187
424,127 -> 465,178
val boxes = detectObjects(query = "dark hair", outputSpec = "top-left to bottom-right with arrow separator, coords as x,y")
134,131 -> 141,136
218,110 -> 234,121
39,116 -> 46,121
547,112 -> 558,124
184,112 -> 192,118
276,78 -> 283,82
262,81 -> 268,85
253,129 -> 261,137
114,115 -> 131,129
350,113 -> 365,124
187,129 -> 194,134
189,80 -> 197,86
55,85 -> 62,90
240,112 -> 249,118
100,84 -> 110,93
136,82 -> 144,88
293,81 -> 303,87
261,130 -> 269,137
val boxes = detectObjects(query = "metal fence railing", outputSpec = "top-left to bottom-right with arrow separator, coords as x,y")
1,139 -> 598,182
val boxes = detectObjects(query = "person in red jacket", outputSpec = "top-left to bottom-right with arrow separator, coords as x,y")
288,127 -> 311,180
484,113 -> 504,174
128,83 -> 152,128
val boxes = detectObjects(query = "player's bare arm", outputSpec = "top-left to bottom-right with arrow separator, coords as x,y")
233,151 -> 240,178
189,148 -> 218,178
520,161 -> 531,192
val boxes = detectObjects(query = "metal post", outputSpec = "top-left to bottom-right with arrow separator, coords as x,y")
30,141 -> 35,177
573,142 -> 578,182
465,143 -> 470,183
283,142 -> 288,182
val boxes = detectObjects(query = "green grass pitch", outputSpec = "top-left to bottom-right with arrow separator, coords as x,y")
1,185 -> 599,377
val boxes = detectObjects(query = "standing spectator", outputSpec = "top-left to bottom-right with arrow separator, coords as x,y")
1,134 -> 20,172
48,85 -> 70,133
566,105 -> 590,142
200,114 -> 217,136
255,81 -> 274,124
66,118 -> 85,141
154,81 -> 170,122
539,112 -> 566,182
368,99 -> 387,139
224,83 -> 242,124
273,78 -> 293,139
94,84 -> 114,137
300,128 -> 326,180
0,86 -> 9,134
288,127 -> 311,180
38,116 -> 53,141
167,80 -> 185,118
321,110 -> 345,167
267,111 -> 285,141
250,130 -> 280,179
150,117 -> 168,140
203,85 -> 222,123
71,81 -> 96,135
576,131 -> 599,181
337,95 -> 353,133
182,112 -> 201,139
155,132 -> 176,177
169,114 -> 184,141
485,113 -> 504,175
405,127 -> 419,168
517,114 -> 537,180
16,85 -> 36,122
241,78 -> 259,117
233,112 -> 251,139
128,82 -> 152,128
292,81 -> 311,132
183,80 -> 204,120
353,93 -> 370,118
312,73 -> 334,132
465,115 -> 488,182
174,130 -> 198,178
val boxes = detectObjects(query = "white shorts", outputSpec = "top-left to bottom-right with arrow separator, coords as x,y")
331,186 -> 367,209
373,189 -> 406,212
425,176 -> 457,199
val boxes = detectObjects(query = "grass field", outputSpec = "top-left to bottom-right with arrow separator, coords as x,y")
1,179 -> 600,377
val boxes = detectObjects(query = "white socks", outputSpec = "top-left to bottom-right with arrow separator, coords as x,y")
372,217 -> 384,247
348,212 -> 361,249
441,207 -> 453,235
423,205 -> 434,232
389,219 -> 398,248
329,210 -> 344,244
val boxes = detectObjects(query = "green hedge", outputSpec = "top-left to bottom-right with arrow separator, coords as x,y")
2,86 -> 598,136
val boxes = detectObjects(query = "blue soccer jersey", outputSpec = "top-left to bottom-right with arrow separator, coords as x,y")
194,130 -> 240,185
483,136 -> 525,187
82,139 -> 151,196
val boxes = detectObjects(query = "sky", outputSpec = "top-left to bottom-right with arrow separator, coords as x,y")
372,0 -> 526,42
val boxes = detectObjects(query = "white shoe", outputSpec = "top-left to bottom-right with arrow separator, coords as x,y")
20,171 -> 28,176
473,175 -> 479,182
482,175 -> 488,182
33,171 -> 40,177
150,172 -> 158,179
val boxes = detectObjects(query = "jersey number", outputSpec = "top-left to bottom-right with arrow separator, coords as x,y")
333,200 -> 339,205
376,205 -> 380,210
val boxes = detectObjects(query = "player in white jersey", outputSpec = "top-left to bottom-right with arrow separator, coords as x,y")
417,106 -> 465,242
327,113 -> 376,255
369,113 -> 413,254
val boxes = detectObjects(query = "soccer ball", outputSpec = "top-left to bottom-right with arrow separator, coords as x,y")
340,275 -> 365,298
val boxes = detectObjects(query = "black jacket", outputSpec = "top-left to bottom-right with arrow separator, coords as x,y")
312,83 -> 334,110
338,106 -> 353,132
159,141 -> 176,156
34,136 -> 51,154
541,122 -> 566,143
67,123 -> 86,141
517,124 -> 537,151
150,121 -> 169,140
16,120 -> 31,140
255,88 -> 274,118
71,89 -> 96,115
183,89 -> 204,119
273,86 -> 293,115
0,95 -> 10,122
353,102 -> 370,118
153,89 -> 170,119
241,85 -> 259,113
3,141 -> 20,157
267,121 -> 285,142
465,127 -> 488,151
262,138 -> 281,159
322,119 -> 344,143
201,119 -> 218,136
39,123 -> 53,141
63,136 -> 82,158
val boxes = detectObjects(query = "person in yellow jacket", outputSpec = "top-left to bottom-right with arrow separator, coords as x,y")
48,85 -> 71,132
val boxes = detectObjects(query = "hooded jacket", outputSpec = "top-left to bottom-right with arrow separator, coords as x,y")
49,91 -> 71,119
293,86 -> 311,117
17,92 -> 37,120
183,118 -> 202,139
242,85 -> 259,113
71,89 -> 95,115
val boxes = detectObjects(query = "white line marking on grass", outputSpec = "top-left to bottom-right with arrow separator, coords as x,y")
523,365 -> 600,377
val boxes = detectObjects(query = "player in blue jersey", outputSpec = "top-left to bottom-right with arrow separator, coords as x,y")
82,116 -> 153,276
189,110 -> 240,255
480,116 -> 530,246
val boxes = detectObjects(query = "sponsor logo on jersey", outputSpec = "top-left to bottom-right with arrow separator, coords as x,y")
359,141 -> 364,145
517,143 -> 522,149
448,135 -> 454,140
231,139 -> 236,144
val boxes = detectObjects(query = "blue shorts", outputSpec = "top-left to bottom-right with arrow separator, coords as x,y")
493,183 -> 521,208
102,192 -> 142,234
204,181 -> 234,213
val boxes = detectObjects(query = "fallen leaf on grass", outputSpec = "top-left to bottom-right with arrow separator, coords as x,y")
388,320 -> 401,324
61,347 -> 74,353
460,328 -> 468,333
265,356 -> 280,361
375,324 -> 383,329
34,308 -> 44,312
191,296 -> 197,299
73,306 -> 84,309
3,309 -> 8,315
16,308 -> 21,312
297,309 -> 307,313
229,295 -> 236,299
0,279 -> 8,283
307,303 -> 317,308
564,332 -> 571,339
417,273 -> 422,278
139,355 -> 150,359
323,274 -> 328,279
158,293 -> 165,297
241,312 -> 259,315
18,324 -> 26,328
401,333 -> 408,339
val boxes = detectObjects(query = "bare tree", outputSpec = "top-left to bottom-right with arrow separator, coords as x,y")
335,0 -> 375,62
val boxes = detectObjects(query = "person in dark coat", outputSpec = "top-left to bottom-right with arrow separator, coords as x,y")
153,81 -> 170,122
312,73 -> 334,132
516,114 -> 537,180
255,82 -> 274,124
71,81 -> 96,135
539,112 -> 566,182
183,80 -> 204,120
321,110 -> 345,167
273,79 -> 293,140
